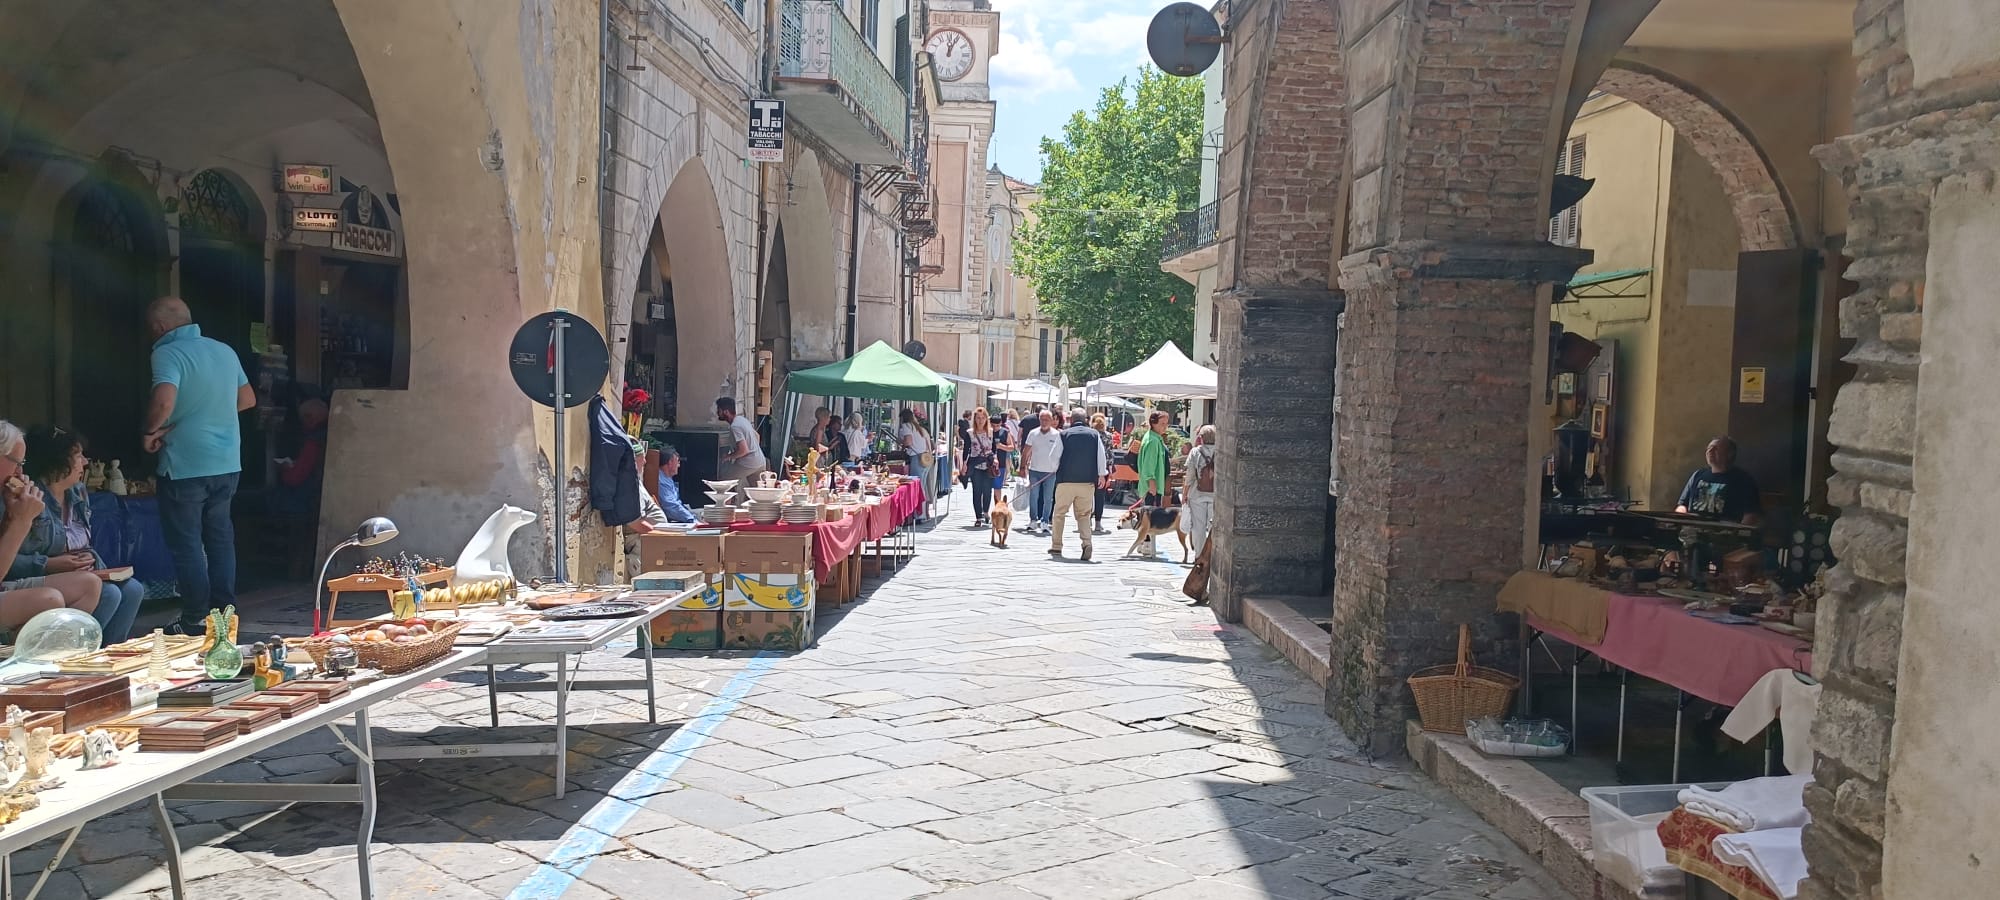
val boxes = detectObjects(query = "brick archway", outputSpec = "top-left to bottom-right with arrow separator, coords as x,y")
1597,64 -> 1801,251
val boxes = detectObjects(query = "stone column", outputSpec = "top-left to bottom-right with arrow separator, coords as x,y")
1209,287 -> 1340,620
1327,241 -> 1586,756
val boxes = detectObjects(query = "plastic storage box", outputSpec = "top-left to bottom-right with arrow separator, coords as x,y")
1581,782 -> 1727,897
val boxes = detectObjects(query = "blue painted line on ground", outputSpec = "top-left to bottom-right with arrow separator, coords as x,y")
505,651 -> 782,900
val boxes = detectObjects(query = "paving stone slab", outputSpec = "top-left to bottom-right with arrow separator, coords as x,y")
1004,850 -> 1191,900
898,824 -> 1135,883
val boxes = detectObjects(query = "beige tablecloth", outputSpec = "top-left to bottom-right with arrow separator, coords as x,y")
1496,570 -> 1609,644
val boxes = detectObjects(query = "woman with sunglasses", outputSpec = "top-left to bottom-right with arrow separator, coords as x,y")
6,426 -> 143,642
0,421 -> 101,634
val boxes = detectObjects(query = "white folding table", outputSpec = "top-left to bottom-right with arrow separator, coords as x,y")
373,589 -> 692,799
0,647 -> 484,900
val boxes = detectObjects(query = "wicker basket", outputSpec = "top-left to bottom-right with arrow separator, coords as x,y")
291,620 -> 466,675
1408,624 -> 1520,735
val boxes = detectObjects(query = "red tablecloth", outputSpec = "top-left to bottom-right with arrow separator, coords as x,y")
1529,593 -> 1812,707
728,480 -> 926,581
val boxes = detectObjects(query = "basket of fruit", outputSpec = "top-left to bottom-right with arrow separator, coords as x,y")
291,619 -> 465,674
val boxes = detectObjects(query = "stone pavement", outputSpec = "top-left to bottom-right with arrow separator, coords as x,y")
16,497 -> 1570,899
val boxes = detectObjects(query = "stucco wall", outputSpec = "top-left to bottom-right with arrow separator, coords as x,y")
1904,0 -> 2000,88
1647,136 -> 1739,510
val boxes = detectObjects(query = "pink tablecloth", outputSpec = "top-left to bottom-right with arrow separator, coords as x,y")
727,481 -> 926,581
1529,593 -> 1812,707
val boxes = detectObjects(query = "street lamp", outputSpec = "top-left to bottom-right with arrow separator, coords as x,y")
312,517 -> 400,634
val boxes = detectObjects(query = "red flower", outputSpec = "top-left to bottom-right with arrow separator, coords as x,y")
622,386 -> 651,413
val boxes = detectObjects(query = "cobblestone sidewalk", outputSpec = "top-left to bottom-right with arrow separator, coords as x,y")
15,497 -> 1568,899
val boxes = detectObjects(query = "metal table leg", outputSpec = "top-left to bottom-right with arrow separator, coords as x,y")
639,625 -> 658,724
487,663 -> 500,727
1671,690 -> 1687,783
1616,668 -> 1628,764
355,709 -> 378,900
152,794 -> 185,900
1570,642 -> 1580,755
554,654 -> 571,799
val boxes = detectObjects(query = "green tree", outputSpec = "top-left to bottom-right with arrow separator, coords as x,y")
1016,69 -> 1203,381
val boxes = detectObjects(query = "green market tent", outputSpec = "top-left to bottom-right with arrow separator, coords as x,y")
786,341 -> 956,403
776,341 -> 955,519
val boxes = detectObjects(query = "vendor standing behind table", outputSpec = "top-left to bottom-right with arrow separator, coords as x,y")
1675,436 -> 1764,526
715,397 -> 767,497
142,297 -> 255,636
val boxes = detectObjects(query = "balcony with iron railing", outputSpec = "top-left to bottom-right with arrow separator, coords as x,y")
777,0 -> 909,165
1161,199 -> 1219,261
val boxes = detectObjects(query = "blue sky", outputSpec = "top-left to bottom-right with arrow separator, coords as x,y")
987,0 -> 1162,183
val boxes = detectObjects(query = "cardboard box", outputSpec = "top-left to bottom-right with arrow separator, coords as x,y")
723,532 -> 812,574
723,608 -> 814,651
645,609 -> 721,650
633,570 -> 708,592
629,580 -> 721,612
724,571 -> 813,611
638,533 -> 725,573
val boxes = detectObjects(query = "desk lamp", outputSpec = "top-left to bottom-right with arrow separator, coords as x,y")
312,517 -> 399,634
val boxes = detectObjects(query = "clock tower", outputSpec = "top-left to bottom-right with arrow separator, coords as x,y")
918,0 -> 1008,410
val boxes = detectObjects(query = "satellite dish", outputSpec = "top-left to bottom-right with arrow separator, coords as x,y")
902,340 -> 928,362
1147,2 -> 1225,78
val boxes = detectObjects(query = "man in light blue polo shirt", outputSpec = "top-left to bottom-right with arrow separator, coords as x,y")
142,297 -> 254,634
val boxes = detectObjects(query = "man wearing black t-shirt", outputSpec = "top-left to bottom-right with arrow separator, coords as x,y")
1675,436 -> 1763,525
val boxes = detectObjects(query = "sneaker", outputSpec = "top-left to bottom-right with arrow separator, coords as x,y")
1092,526 -> 1109,535
1047,548 -> 1063,557
1081,547 -> 1092,561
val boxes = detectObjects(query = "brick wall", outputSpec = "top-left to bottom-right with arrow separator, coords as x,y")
1326,0 -> 1588,753
1208,0 -> 1346,618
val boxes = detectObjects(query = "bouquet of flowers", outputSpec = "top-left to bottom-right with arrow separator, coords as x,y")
621,385 -> 651,437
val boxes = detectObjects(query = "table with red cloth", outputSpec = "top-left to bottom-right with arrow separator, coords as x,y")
727,480 -> 928,599
1526,592 -> 1811,707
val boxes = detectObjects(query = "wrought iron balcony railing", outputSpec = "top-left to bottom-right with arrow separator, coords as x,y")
1160,201 -> 1219,261
778,0 -> 908,161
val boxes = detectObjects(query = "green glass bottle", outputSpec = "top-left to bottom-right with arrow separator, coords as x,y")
202,608 -> 243,680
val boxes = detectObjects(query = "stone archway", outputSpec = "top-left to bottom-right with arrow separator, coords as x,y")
1597,64 -> 1801,251
778,149 -> 842,366
658,157 -> 740,407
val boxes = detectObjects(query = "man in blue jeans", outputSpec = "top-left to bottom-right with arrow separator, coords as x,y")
142,298 -> 255,634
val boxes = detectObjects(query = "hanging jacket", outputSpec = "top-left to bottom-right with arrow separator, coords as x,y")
589,395 -> 640,527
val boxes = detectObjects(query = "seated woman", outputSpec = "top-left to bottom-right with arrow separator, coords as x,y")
0,421 -> 100,634
8,426 -> 137,641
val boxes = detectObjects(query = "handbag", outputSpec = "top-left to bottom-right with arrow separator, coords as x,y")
1183,536 -> 1214,603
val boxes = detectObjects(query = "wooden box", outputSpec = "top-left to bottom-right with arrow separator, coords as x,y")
325,568 -> 454,626
723,532 -> 812,574
723,608 -> 814,652
2,675 -> 132,731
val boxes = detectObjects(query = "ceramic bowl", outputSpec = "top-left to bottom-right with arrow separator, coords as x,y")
702,479 -> 739,492
743,487 -> 790,504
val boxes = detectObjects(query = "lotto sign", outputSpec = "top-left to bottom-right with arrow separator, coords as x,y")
748,99 -> 785,163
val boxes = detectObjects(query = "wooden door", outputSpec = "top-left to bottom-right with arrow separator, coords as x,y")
1728,249 -> 1818,524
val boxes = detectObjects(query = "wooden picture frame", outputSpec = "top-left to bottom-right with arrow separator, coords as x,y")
1588,402 -> 1609,439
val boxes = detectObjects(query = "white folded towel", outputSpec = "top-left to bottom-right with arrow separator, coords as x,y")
1713,827 -> 1807,899
1677,775 -> 1812,832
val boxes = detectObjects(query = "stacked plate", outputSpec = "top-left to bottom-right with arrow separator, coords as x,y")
781,504 -> 820,524
700,505 -> 739,525
747,501 -> 785,524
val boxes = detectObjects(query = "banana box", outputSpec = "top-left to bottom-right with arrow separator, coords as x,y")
723,608 -> 814,651
631,577 -> 724,650
723,572 -> 813,611
638,533 -> 725,573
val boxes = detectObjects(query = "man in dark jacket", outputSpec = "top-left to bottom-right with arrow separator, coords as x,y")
589,395 -> 640,527
1049,409 -> 1109,560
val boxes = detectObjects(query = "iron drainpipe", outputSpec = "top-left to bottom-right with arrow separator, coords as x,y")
845,163 -> 863,358
754,0 -> 779,390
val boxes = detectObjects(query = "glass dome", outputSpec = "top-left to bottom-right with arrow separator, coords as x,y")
0,608 -> 102,679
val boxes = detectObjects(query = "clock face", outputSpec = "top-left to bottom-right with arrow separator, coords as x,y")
926,28 -> 976,82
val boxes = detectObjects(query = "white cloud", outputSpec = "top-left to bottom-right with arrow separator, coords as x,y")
987,0 -> 1159,101
990,13 -> 1078,102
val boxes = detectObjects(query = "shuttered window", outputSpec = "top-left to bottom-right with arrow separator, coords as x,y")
1550,136 -> 1586,247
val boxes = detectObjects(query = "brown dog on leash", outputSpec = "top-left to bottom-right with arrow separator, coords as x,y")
1117,506 -> 1189,562
989,497 -> 1013,548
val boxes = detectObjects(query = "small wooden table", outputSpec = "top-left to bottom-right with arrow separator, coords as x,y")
325,569 -> 455,627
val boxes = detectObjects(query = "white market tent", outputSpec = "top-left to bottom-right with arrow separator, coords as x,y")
1088,341 -> 1218,401
943,374 -> 1142,410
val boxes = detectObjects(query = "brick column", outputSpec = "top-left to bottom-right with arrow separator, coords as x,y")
1327,241 -> 1586,755
1209,287 -> 1340,620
